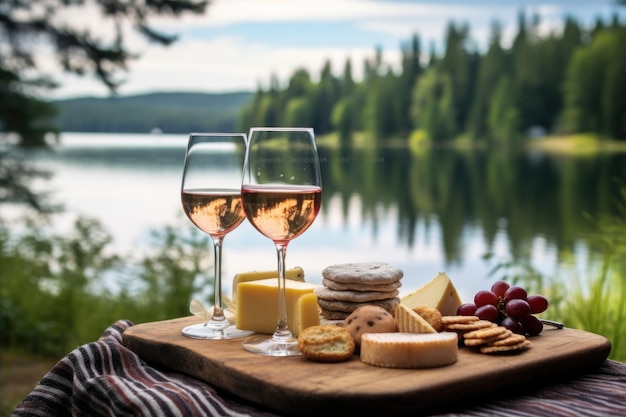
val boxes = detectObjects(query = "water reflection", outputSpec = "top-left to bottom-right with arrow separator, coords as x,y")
15,133 -> 626,300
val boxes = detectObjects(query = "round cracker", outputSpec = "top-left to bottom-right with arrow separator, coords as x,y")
488,333 -> 527,347
441,315 -> 479,325
480,340 -> 531,354
464,330 -> 513,346
322,278 -> 402,292
322,262 -> 403,285
463,325 -> 509,340
444,320 -> 496,331
315,287 -> 400,302
320,309 -> 350,320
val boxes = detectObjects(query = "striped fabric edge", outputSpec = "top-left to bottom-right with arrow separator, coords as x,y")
11,320 -> 281,417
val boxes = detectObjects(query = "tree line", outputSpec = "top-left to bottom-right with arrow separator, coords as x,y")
238,12 -> 626,143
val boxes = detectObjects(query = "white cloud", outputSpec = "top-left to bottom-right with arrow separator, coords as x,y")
154,0 -> 459,27
50,33 -> 398,98
43,0 -> 624,99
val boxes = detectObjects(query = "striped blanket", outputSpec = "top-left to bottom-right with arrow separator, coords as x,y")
11,320 -> 626,417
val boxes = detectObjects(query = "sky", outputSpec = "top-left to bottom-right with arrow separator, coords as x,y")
43,0 -> 626,99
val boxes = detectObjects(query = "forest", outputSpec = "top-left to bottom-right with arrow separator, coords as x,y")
53,92 -> 252,134
237,12 -> 626,144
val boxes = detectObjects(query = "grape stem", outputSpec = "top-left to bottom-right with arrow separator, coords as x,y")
540,319 -> 564,329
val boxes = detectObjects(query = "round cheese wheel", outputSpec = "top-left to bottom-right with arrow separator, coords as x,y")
360,332 -> 458,369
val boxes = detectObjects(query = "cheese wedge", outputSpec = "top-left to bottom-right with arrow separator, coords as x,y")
236,278 -> 319,336
232,267 -> 305,299
360,332 -> 458,369
400,272 -> 462,316
395,304 -> 436,334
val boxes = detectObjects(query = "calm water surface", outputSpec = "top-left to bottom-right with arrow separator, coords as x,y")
14,132 -> 626,302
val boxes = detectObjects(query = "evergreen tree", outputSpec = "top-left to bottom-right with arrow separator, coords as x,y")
395,35 -> 423,135
439,22 -> 477,136
312,60 -> 340,134
0,0 -> 208,146
467,21 -> 509,140
410,67 -> 456,141
331,58 -> 357,142
561,26 -> 626,139
281,69 -> 314,126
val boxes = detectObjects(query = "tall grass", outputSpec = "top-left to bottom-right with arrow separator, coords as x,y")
491,188 -> 626,362
0,215 -> 212,358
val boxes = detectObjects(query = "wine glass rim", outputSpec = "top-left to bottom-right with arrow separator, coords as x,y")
248,127 -> 313,132
189,132 -> 247,137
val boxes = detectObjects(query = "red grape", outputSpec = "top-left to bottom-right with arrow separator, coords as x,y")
464,281 -> 550,336
504,285 -> 527,301
505,299 -> 531,319
457,303 -> 477,316
474,290 -> 498,307
527,294 -> 549,314
490,280 -> 510,298
501,317 -> 524,334
520,315 -> 544,336
475,304 -> 499,322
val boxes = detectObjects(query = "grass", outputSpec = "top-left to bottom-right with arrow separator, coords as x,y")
0,351 -> 57,415
527,133 -> 626,155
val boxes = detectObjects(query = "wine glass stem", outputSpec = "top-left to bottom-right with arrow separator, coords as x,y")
274,243 -> 293,340
209,236 -> 227,328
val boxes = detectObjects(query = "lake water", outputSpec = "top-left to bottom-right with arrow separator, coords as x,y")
9,132 -> 626,303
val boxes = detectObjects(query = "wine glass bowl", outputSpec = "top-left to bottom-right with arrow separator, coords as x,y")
180,133 -> 254,340
241,127 -> 322,356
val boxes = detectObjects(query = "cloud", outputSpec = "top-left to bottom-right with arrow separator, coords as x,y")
44,0 -> 625,98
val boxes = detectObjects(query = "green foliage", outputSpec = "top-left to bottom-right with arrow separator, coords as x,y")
239,13 -> 626,144
0,216 -> 212,358
410,68 -> 456,141
560,26 -> 626,139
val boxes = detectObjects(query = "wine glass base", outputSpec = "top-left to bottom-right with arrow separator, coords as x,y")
182,323 -> 254,340
242,334 -> 302,356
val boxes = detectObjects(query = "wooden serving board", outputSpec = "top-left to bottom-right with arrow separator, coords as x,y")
123,316 -> 611,417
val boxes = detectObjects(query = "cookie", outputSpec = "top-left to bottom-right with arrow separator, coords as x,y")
488,333 -> 527,347
319,308 -> 351,320
343,305 -> 397,347
480,340 -> 531,354
412,306 -> 443,332
317,297 -> 400,314
322,278 -> 402,292
464,329 -> 513,346
441,315 -> 479,325
297,325 -> 355,362
322,262 -> 403,285
315,287 -> 400,303
444,320 -> 496,332
463,325 -> 510,340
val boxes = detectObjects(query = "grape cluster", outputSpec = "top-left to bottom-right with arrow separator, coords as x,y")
457,280 -> 549,336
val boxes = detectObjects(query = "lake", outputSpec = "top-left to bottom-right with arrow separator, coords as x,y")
9,132 -> 626,303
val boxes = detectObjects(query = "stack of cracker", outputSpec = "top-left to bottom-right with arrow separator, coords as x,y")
441,315 -> 531,354
316,262 -> 403,320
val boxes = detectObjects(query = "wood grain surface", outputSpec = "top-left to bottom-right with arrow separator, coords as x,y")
123,316 -> 611,417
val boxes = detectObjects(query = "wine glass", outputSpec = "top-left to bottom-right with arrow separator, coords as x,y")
241,127 -> 322,356
180,133 -> 254,340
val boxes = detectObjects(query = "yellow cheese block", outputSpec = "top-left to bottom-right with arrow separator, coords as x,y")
236,278 -> 319,336
294,293 -> 320,334
400,272 -> 462,316
360,332 -> 458,368
232,267 -> 305,299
